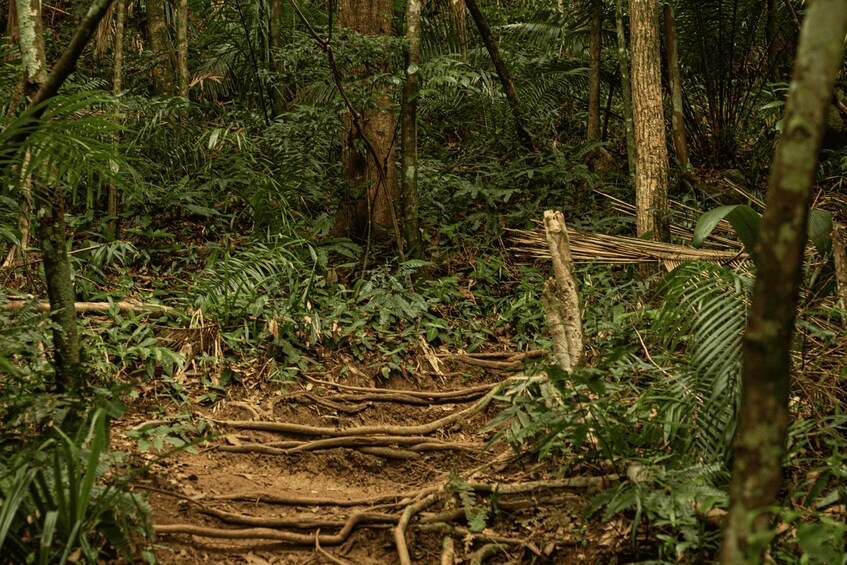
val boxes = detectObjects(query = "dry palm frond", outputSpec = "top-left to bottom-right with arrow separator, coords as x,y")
509,223 -> 747,272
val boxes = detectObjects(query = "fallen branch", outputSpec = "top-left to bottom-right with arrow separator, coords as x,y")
0,298 -> 178,316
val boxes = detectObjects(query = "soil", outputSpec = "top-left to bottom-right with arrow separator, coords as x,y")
114,348 -> 632,564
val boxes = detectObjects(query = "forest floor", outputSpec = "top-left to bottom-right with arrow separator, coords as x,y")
114,343 -> 632,565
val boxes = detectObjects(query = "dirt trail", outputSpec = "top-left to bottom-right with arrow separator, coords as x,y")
119,353 -> 621,564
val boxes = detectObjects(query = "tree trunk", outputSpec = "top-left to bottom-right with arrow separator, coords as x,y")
721,2 -> 847,562
7,0 -> 116,392
400,0 -> 424,261
36,192 -> 84,391
269,0 -> 288,114
7,0 -> 116,391
615,0 -> 636,179
331,0 -> 399,242
587,0 -> 602,143
464,0 -> 534,151
15,0 -> 47,98
107,0 -> 125,241
628,0 -> 670,244
147,0 -> 173,96
176,0 -> 189,97
451,0 -> 468,60
663,2 -> 689,170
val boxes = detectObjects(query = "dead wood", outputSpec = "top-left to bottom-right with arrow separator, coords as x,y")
0,298 -> 178,316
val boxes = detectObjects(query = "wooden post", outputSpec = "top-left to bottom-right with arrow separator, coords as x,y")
542,210 -> 583,371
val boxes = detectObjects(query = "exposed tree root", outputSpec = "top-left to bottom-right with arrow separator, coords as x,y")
213,383 -> 500,437
217,435 -> 481,456
395,491 -> 441,565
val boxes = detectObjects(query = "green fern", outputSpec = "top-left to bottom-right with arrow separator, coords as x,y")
654,261 -> 752,462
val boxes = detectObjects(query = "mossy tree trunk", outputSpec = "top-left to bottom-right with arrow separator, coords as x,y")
176,0 -> 189,97
10,0 -> 116,392
721,1 -> 847,562
400,0 -> 424,261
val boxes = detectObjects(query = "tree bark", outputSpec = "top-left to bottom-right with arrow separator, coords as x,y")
147,0 -> 174,96
331,0 -> 399,242
15,0 -> 47,98
464,0 -> 534,151
176,0 -> 189,97
587,0 -> 602,143
628,0 -> 670,244
663,2 -> 689,170
615,0 -> 636,179
721,2 -> 847,562
400,0 -> 424,261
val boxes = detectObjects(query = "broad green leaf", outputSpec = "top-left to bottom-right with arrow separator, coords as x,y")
807,209 -> 832,255
693,205 -> 761,255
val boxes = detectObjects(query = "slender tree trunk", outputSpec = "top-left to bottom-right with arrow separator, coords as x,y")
615,0 -> 636,179
628,0 -> 670,243
36,192 -> 83,391
5,0 -> 46,268
464,0 -> 534,150
331,0 -> 399,242
721,2 -> 847,562
451,0 -> 468,59
401,0 -> 424,261
663,2 -> 689,170
107,0 -> 125,241
147,0 -> 174,96
587,0 -> 602,143
6,0 -> 116,392
766,0 -> 777,78
176,0 -> 189,97
269,0 -> 288,114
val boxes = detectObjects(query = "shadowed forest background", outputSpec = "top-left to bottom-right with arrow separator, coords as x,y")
1,0 -> 846,563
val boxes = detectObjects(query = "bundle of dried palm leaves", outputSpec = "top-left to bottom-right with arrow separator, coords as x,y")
509,223 -> 746,271
508,192 -> 748,271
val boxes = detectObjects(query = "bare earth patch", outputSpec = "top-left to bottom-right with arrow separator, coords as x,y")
115,352 -> 628,564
